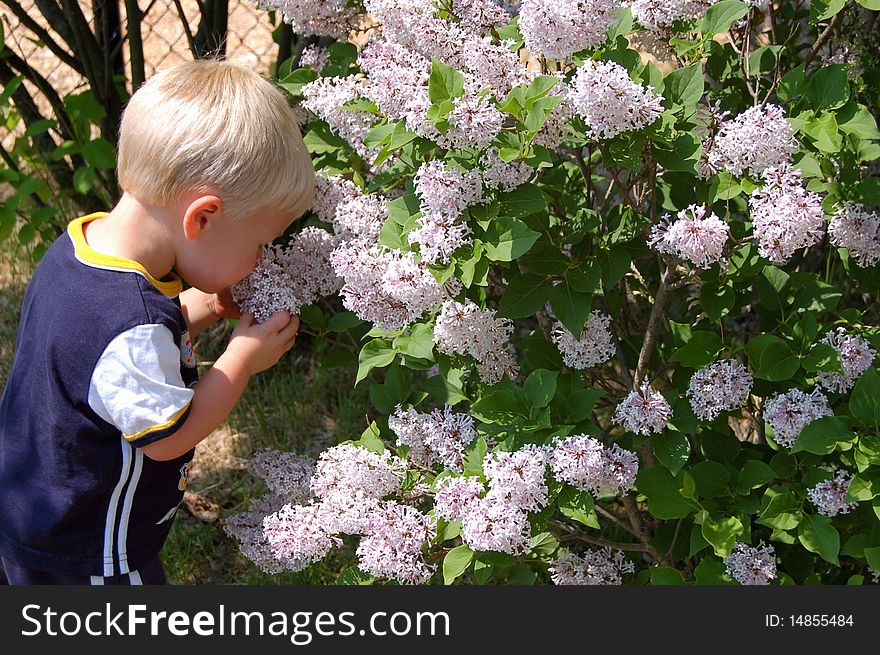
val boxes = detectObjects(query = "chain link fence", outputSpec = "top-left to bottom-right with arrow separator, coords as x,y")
0,0 -> 280,100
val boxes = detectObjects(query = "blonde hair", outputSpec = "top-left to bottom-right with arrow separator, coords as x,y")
117,59 -> 314,221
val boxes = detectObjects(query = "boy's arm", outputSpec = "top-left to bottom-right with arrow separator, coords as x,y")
179,287 -> 241,338
141,311 -> 299,461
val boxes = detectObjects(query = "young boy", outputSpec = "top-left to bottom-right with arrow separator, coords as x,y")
0,59 -> 315,584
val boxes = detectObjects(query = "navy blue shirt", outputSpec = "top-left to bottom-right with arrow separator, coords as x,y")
0,213 -> 198,576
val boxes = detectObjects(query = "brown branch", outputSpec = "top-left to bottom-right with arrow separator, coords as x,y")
172,0 -> 200,59
633,260 -> 672,388
0,0 -> 83,74
124,0 -> 146,89
803,2 -> 850,68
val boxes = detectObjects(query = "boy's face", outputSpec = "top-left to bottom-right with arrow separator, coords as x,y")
176,203 -> 295,293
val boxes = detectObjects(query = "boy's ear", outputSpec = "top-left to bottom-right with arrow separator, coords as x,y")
182,195 -> 223,240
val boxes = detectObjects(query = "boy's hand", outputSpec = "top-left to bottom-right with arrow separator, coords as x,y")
208,287 -> 242,320
224,311 -> 299,375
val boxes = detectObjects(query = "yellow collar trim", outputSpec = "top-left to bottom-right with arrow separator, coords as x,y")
67,212 -> 182,298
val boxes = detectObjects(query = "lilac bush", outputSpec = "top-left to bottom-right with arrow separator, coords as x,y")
228,0 -> 880,586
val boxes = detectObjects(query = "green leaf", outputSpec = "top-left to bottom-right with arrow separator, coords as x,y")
482,217 -> 540,261
837,102 -> 880,140
497,183 -> 547,218
757,488 -> 801,530
335,566 -> 376,585
797,514 -> 840,566
356,339 -> 395,385
669,331 -> 723,368
812,0 -> 846,21
523,369 -> 558,408
498,272 -> 550,319
463,437 -> 488,475
691,461 -> 731,498
846,472 -> 879,501
652,432 -> 690,475
81,139 -> 116,169
392,323 -> 435,361
636,467 -> 701,519
547,282 -> 592,336
428,59 -> 465,106
277,67 -> 318,96
663,63 -> 704,117
745,334 -> 799,381
856,0 -> 880,8
356,421 -> 386,454
72,167 -> 95,195
735,460 -> 776,494
790,416 -> 855,455
699,0 -> 749,34
651,567 -> 685,585
443,544 -> 474,585
800,342 -> 841,372
850,367 -> 880,430
702,516 -> 744,558
557,486 -> 599,528
806,65 -> 850,111
369,365 -> 411,414
327,311 -> 363,332
700,280 -> 735,322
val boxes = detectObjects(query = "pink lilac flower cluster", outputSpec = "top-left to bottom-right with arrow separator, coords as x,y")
310,443 -> 407,500
332,193 -> 389,245
817,328 -> 876,394
612,382 -> 672,435
546,434 -> 639,496
330,245 -> 446,330
365,0 -> 529,97
451,0 -> 512,34
763,387 -> 832,449
457,445 -> 548,554
549,547 -> 634,585
433,298 -> 519,384
704,104 -> 797,177
299,44 -> 329,72
262,502 -> 342,572
446,91 -> 505,150
648,204 -> 730,269
231,227 -> 342,323
224,493 -> 290,574
748,165 -> 825,265
262,445 -> 436,584
478,148 -> 534,191
519,0 -> 621,59
301,75 -> 378,163
566,59 -> 664,140
631,0 -> 718,30
251,450 -> 316,504
723,541 -> 777,585
483,446 -> 549,512
388,404 -> 477,472
256,0 -> 361,39
807,468 -> 859,517
312,173 -> 362,223
356,500 -> 437,584
686,359 -> 754,421
828,201 -> 880,267
433,475 -> 486,521
409,161 -> 486,264
550,310 -> 617,370
357,40 -> 439,143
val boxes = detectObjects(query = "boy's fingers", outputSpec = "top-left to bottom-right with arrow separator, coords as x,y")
262,310 -> 291,332
238,312 -> 256,328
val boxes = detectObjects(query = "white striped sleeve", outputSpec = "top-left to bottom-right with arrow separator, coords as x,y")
88,324 -> 194,446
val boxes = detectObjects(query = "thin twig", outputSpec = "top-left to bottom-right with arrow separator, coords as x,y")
633,260 -> 672,388
803,3 -> 850,68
